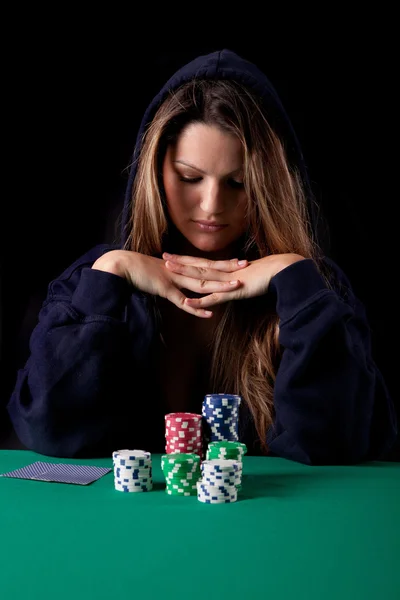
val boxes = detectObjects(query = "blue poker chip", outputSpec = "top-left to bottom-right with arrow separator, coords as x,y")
204,393 -> 242,404
202,395 -> 241,443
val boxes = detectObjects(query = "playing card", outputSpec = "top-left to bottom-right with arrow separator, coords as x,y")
0,461 -> 55,479
31,463 -> 111,485
1,461 -> 111,485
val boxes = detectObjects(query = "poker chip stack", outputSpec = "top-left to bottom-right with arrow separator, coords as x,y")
112,449 -> 153,493
161,453 -> 201,496
202,394 -> 241,444
206,440 -> 247,461
165,412 -> 203,459
206,441 -> 247,491
197,459 -> 241,504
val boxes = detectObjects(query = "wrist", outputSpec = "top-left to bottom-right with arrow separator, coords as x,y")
92,250 -> 131,279
271,254 -> 306,278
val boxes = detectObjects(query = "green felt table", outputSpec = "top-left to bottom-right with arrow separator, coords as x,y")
1,450 -> 399,600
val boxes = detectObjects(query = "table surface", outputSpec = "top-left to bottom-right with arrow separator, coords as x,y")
1,450 -> 399,600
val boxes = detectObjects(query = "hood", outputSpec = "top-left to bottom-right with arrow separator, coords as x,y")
121,48 -> 314,246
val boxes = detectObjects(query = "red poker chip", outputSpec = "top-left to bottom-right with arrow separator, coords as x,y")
165,447 -> 203,456
166,441 -> 202,449
165,436 -> 202,444
165,412 -> 202,422
164,412 -> 204,460
166,425 -> 202,438
165,427 -> 201,436
165,448 -> 201,455
166,437 -> 201,445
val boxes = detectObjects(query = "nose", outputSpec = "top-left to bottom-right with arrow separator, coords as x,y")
199,180 -> 225,215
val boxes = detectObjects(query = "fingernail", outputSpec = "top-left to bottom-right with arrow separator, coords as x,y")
238,260 -> 247,266
164,252 -> 172,258
204,311 -> 213,316
230,280 -> 239,285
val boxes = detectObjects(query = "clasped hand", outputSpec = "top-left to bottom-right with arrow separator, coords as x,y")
93,249 -> 305,319
162,252 -> 305,318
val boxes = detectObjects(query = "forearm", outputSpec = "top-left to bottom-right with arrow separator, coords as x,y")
267,260 -> 397,465
7,269 -> 136,457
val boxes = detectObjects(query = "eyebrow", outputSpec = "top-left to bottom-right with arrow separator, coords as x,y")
174,160 -> 243,176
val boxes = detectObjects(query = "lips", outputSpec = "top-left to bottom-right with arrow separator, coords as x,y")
193,220 -> 228,232
194,220 -> 228,226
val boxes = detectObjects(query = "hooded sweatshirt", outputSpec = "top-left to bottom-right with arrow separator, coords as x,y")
7,49 -> 398,463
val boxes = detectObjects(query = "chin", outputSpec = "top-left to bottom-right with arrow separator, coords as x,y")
189,237 -> 229,254
172,224 -> 241,257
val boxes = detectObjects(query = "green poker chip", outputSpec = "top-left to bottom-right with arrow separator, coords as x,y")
207,441 -> 247,453
161,453 -> 200,464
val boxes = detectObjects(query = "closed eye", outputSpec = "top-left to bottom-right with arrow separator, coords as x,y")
180,176 -> 244,189
179,177 -> 202,184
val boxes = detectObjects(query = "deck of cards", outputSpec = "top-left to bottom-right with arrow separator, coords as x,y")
0,461 -> 111,485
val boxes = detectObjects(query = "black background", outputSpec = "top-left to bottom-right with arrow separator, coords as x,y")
1,11 -> 398,455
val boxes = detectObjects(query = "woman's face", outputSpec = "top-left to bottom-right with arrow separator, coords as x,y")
162,123 -> 248,257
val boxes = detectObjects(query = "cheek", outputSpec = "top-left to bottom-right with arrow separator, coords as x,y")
231,195 -> 248,228
163,176 -> 180,215
165,182 -> 193,217
166,185 -> 182,216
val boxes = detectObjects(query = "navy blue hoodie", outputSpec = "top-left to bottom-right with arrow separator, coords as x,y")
7,50 -> 397,463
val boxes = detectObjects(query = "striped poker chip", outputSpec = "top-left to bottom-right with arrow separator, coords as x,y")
114,466 -> 151,475
165,428 -> 202,438
112,449 -> 151,462
161,452 -> 202,496
198,493 -> 234,501
206,443 -> 247,479
204,393 -> 242,405
203,479 -> 237,489
115,480 -> 153,488
115,485 -> 153,493
200,457 -> 242,491
161,452 -> 200,464
167,483 -> 198,492
163,467 -> 199,477
201,459 -> 241,472
202,394 -> 241,444
165,471 -> 199,481
197,480 -> 238,503
164,413 -> 203,459
166,442 -> 202,450
197,493 -> 237,504
201,464 -> 242,474
202,468 -> 241,478
208,441 -> 247,453
166,489 -> 196,496
198,482 -> 234,494
113,449 -> 153,493
165,412 -> 202,424
162,462 -> 199,472
202,473 -> 240,486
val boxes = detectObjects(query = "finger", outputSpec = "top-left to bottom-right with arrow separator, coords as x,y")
171,272 -> 241,294
184,291 -> 235,308
167,288 -> 213,319
165,260 -> 229,281
163,253 -> 248,272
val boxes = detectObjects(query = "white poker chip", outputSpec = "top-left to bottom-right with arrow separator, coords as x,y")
112,449 -> 153,493
112,449 -> 151,461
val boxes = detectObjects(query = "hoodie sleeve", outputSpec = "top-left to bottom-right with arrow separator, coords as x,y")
266,258 -> 398,465
7,246 -> 147,458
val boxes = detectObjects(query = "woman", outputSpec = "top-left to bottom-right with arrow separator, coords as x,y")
7,49 -> 397,463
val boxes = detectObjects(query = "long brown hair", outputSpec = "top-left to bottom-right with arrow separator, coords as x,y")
125,79 -> 326,453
